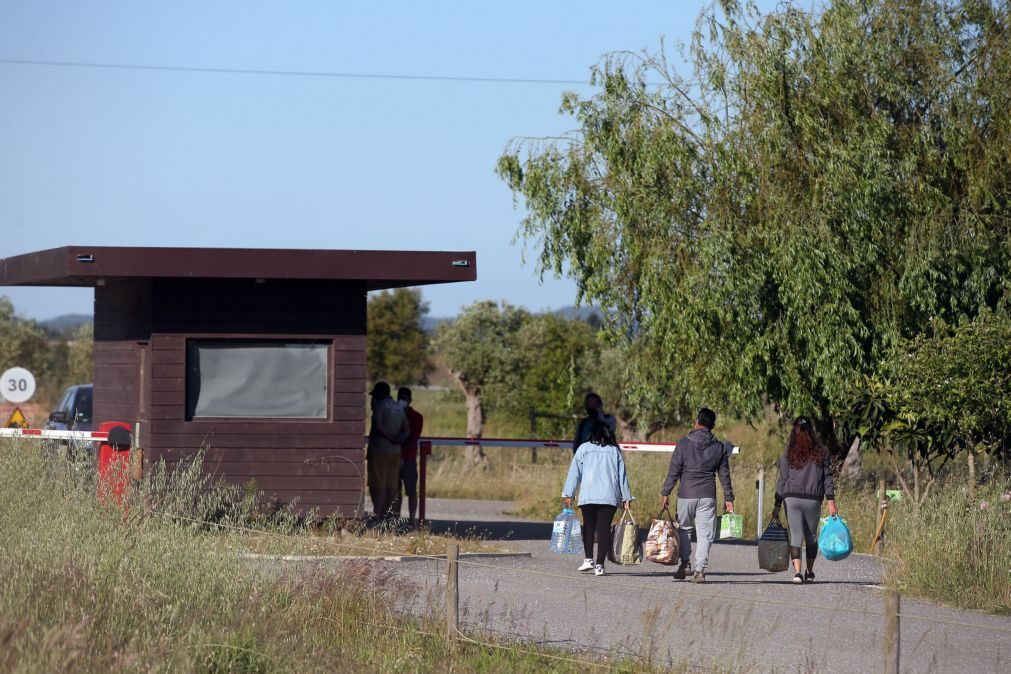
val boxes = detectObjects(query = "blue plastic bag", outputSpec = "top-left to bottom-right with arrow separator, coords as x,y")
818,514 -> 853,561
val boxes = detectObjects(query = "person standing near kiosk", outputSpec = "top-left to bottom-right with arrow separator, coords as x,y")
392,386 -> 424,528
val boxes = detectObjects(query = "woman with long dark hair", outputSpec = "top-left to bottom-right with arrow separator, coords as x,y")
773,416 -> 838,584
562,420 -> 633,576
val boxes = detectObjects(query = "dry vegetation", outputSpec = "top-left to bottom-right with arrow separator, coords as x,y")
0,438 -> 659,672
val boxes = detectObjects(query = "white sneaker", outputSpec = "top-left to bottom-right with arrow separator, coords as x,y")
577,559 -> 594,572
594,564 -> 605,576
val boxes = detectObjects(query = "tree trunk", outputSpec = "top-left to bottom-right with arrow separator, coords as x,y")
841,435 -> 863,481
463,389 -> 489,467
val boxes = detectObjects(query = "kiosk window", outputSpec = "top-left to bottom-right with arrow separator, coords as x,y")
186,341 -> 328,419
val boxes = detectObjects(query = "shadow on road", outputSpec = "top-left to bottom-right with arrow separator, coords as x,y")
426,518 -> 554,542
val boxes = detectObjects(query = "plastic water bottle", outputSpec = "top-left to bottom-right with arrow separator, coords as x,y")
549,507 -> 583,554
565,517 -> 583,554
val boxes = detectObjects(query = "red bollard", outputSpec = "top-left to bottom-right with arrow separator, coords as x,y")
97,421 -> 132,506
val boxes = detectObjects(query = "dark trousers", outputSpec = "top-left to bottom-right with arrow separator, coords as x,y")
579,504 -> 617,565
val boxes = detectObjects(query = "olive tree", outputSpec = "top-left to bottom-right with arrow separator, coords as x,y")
432,301 -> 529,464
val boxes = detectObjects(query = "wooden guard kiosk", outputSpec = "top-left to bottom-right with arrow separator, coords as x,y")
0,246 -> 476,516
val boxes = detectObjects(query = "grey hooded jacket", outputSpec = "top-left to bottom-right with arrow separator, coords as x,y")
660,428 -> 735,501
774,451 -> 835,503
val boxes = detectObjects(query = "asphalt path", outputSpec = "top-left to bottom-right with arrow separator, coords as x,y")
387,498 -> 1011,673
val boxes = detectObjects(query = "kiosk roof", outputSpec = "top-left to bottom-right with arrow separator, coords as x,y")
0,245 -> 476,290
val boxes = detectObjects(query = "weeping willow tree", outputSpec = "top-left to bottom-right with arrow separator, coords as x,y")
498,0 -> 1011,449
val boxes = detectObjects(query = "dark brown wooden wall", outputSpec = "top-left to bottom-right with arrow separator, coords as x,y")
93,278 -> 367,518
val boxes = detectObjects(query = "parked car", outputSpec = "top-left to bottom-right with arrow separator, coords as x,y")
46,384 -> 95,459
47,384 -> 93,432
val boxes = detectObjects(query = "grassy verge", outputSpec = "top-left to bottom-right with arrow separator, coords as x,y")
0,439 -> 657,672
883,474 -> 1011,614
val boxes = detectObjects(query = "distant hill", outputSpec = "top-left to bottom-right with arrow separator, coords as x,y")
421,316 -> 452,333
39,314 -> 92,338
554,305 -> 605,326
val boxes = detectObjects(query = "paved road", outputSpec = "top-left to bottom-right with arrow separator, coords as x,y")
393,498 -> 1010,673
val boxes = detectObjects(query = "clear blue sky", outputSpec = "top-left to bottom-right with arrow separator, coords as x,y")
1,0 -> 713,320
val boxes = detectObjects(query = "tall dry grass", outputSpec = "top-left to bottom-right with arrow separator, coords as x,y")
0,438 -> 669,672
883,472 -> 1011,614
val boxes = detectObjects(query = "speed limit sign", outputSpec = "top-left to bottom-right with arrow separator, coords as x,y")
1,367 -> 36,404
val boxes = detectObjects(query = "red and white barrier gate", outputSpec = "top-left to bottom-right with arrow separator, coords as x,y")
414,437 -> 738,524
0,428 -> 109,442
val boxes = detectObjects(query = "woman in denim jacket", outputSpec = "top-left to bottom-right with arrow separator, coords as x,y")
562,421 -> 634,576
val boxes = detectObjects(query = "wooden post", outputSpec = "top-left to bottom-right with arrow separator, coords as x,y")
446,542 -> 459,649
875,479 -> 887,555
884,591 -> 900,674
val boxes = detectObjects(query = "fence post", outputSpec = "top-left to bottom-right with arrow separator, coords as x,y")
875,478 -> 887,555
756,467 -> 765,539
884,591 -> 900,674
446,542 -> 459,649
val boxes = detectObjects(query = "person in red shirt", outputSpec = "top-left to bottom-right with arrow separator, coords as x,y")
393,387 -> 425,527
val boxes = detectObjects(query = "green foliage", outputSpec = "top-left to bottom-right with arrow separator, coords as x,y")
0,296 -> 95,404
0,296 -> 52,376
885,312 -> 1011,456
433,302 -> 604,437
497,0 -> 1011,444
502,312 -> 599,436
366,288 -> 431,385
67,322 -> 94,385
433,300 -> 529,403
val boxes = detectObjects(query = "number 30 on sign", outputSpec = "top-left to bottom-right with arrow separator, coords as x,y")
1,367 -> 36,404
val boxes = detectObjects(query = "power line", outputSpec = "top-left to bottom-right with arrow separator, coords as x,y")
0,57 -> 595,86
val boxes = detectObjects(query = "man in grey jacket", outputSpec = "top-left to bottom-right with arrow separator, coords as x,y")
659,408 -> 735,583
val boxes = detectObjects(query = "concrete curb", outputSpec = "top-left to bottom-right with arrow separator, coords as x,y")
239,551 -> 532,563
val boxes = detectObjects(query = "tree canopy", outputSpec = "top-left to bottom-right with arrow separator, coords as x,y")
433,301 -> 602,442
366,288 -> 431,386
498,0 -> 1011,447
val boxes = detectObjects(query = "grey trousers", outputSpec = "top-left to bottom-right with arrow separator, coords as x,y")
677,497 -> 717,571
784,497 -> 821,548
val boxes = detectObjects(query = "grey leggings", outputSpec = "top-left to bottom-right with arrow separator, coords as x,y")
784,497 -> 821,548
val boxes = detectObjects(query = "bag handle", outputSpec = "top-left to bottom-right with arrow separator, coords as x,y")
656,505 -> 674,522
617,507 -> 636,527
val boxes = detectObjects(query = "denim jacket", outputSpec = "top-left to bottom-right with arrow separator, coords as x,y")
562,441 -> 634,507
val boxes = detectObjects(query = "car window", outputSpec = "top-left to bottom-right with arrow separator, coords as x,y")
74,389 -> 93,424
55,389 -> 74,415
